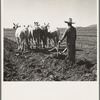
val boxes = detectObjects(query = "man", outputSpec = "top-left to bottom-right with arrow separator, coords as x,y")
58,18 -> 76,66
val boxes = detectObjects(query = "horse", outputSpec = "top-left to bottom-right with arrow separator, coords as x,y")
13,23 -> 30,51
47,27 -> 60,47
33,22 -> 41,48
27,25 -> 35,48
40,23 -> 50,49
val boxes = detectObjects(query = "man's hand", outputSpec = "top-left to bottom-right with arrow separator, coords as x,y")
58,40 -> 61,48
58,40 -> 61,44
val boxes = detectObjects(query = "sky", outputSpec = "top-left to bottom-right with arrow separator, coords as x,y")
3,0 -> 97,28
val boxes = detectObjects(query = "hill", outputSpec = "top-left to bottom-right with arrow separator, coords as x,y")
76,25 -> 97,36
88,24 -> 97,28
4,24 -> 97,37
59,24 -> 97,36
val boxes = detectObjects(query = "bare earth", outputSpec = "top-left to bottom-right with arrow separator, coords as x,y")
4,26 -> 97,81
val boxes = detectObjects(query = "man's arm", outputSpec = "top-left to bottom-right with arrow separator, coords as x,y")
60,32 -> 67,42
59,28 -> 68,43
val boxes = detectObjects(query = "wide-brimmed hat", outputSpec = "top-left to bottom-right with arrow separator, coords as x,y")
64,18 -> 75,24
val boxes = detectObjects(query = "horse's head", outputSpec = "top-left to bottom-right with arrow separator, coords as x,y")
44,23 -> 50,28
34,22 -> 40,26
34,22 -> 40,29
13,23 -> 20,29
42,23 -> 50,31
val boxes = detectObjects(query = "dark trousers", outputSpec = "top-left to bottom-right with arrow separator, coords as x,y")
65,44 -> 76,65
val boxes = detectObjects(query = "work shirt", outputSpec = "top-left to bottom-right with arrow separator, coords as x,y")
61,26 -> 76,45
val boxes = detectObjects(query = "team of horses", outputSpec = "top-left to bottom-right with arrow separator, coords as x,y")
13,22 -> 60,51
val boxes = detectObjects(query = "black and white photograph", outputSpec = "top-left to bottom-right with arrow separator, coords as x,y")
2,0 -> 99,100
3,0 -> 98,81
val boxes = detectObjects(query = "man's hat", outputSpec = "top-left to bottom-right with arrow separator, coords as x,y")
64,18 -> 75,24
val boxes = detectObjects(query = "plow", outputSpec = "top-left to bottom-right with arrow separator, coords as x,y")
48,43 -> 68,57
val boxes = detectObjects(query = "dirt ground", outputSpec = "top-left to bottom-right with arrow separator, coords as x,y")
4,37 -> 97,81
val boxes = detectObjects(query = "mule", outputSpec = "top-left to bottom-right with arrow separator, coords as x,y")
13,23 -> 30,51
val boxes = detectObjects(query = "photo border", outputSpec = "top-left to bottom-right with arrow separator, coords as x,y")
1,0 -> 99,100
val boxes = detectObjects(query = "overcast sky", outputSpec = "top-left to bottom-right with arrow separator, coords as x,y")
3,0 -> 97,28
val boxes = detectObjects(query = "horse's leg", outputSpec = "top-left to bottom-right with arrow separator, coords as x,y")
31,37 -> 34,49
42,36 -> 45,49
49,38 -> 51,47
44,36 -> 47,48
18,38 -> 22,51
56,36 -> 60,48
21,41 -> 24,52
28,37 -> 30,48
37,37 -> 39,47
49,38 -> 52,47
23,39 -> 26,52
35,38 -> 38,49
16,37 -> 20,50
30,34 -> 33,48
39,36 -> 42,48
29,37 -> 33,49
16,37 -> 19,44
25,37 -> 30,50
33,36 -> 37,48
55,37 -> 58,46
46,38 -> 48,48
23,41 -> 25,52
37,36 -> 41,48
52,37 -> 56,47
19,37 -> 24,52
